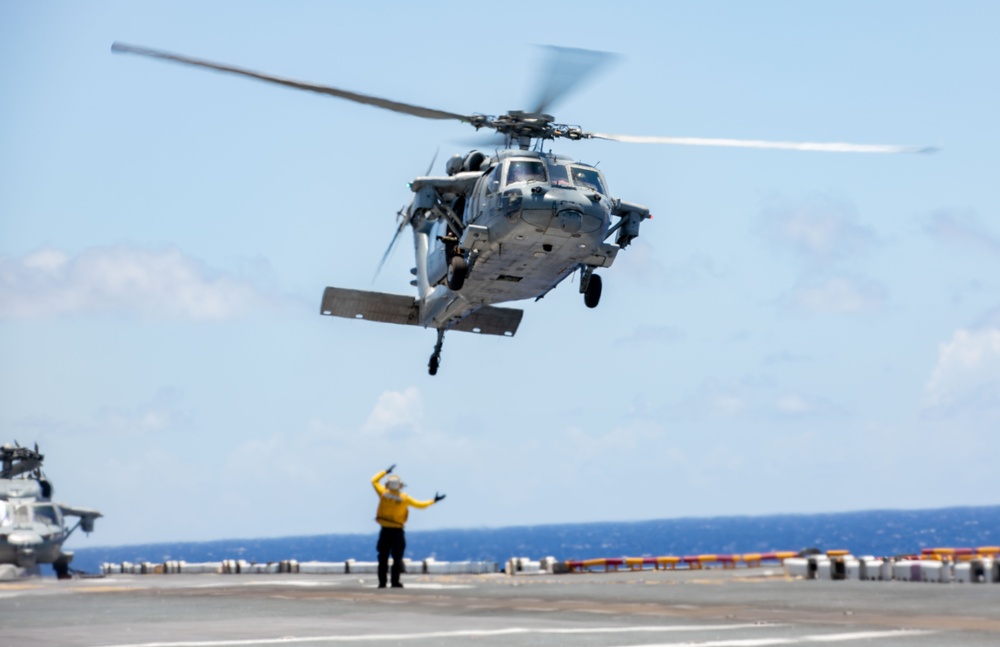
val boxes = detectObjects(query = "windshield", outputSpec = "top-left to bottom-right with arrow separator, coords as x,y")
505,160 -> 547,186
546,163 -> 572,187
32,504 -> 60,525
13,503 -> 31,524
570,165 -> 607,194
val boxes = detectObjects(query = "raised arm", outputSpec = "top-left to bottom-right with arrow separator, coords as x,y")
372,464 -> 396,495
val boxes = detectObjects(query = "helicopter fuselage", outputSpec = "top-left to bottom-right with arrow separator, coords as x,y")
320,147 -> 650,373
0,497 -> 68,567
1,444 -> 101,576
412,149 -> 640,329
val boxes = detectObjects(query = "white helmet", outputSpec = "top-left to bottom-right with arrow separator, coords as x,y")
386,474 -> 404,491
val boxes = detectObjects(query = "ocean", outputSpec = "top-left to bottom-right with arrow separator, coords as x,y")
68,505 -> 1000,575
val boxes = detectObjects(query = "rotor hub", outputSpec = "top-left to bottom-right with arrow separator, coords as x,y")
471,111 -> 589,149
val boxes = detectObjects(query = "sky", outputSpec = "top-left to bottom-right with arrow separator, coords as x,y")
2,1 -> 999,550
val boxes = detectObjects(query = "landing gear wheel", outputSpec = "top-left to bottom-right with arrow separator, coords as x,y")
428,329 -> 445,376
447,256 -> 468,291
584,273 -> 602,308
53,556 -> 71,580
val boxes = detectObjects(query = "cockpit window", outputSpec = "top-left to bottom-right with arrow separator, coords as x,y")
32,504 -> 59,525
486,163 -> 501,193
547,163 -> 572,187
505,160 -> 547,186
13,504 -> 31,524
571,165 -> 607,194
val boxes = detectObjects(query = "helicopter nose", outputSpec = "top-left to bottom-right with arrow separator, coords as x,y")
7,530 -> 44,548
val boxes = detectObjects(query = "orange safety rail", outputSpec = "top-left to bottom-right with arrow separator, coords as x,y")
774,551 -> 797,563
743,553 -> 762,567
717,554 -> 739,569
977,546 -> 1000,557
697,554 -> 718,567
826,549 -> 850,557
625,557 -> 658,571
655,556 -> 680,570
682,555 -> 702,569
605,558 -> 624,572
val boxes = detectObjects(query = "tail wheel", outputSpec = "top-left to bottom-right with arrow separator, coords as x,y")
584,273 -> 602,308
447,256 -> 468,291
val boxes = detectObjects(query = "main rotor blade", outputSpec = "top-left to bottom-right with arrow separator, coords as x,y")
531,46 -> 617,115
588,132 -> 936,154
112,42 -> 473,123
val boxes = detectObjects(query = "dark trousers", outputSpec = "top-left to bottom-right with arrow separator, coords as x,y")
376,526 -> 406,586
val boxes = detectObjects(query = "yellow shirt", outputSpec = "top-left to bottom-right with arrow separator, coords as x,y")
372,470 -> 434,529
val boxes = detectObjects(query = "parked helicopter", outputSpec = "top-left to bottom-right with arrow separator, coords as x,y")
0,443 -> 101,578
111,43 -> 931,375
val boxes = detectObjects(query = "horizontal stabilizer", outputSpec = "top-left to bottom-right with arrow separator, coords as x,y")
59,505 -> 103,520
320,287 -> 522,336
320,287 -> 419,326
449,306 -> 523,336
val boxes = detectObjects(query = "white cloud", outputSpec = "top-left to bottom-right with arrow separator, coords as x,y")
362,387 -> 424,436
759,195 -> 877,267
769,392 -> 846,419
84,389 -> 193,437
783,275 -> 886,314
0,245 -> 287,320
924,328 -> 1000,415
670,378 -> 754,419
775,393 -> 811,414
665,376 -> 845,422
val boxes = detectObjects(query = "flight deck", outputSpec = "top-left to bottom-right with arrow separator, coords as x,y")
3,567 -> 999,647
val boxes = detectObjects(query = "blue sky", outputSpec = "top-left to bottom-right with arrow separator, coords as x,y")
2,1 -> 998,549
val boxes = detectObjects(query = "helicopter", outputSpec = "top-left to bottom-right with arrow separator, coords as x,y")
111,43 -> 932,375
0,443 -> 101,579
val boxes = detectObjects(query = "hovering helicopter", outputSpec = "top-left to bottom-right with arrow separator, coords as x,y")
111,43 -> 932,375
0,443 -> 101,579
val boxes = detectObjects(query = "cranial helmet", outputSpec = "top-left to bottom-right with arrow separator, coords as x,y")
386,474 -> 404,491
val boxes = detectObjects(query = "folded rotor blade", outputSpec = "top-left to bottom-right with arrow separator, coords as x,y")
374,212 -> 413,282
588,132 -> 936,154
531,46 -> 617,115
374,148 -> 440,282
112,42 -> 473,123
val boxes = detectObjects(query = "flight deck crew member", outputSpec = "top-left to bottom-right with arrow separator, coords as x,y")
372,464 -> 445,588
